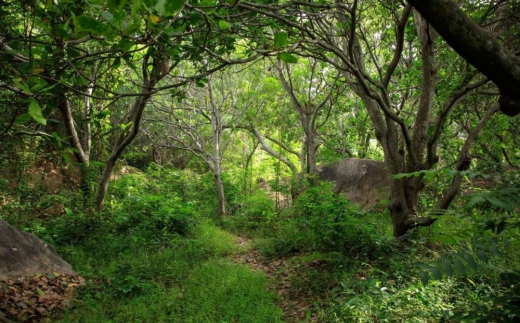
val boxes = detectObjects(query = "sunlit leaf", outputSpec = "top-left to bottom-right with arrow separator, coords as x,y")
274,32 -> 288,49
150,13 -> 161,24
32,67 -> 44,75
28,99 -> 47,125
218,20 -> 229,29
279,52 -> 298,64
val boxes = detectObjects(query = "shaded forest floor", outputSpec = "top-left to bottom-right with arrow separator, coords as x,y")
231,235 -> 321,322
2,167 -> 519,323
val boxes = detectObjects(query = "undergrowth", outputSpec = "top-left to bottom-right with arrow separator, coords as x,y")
1,167 -> 282,323
2,166 -> 519,322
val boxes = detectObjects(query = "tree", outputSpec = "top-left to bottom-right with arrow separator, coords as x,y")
407,0 -> 520,117
237,0 -> 499,236
144,64 -> 264,216
0,0 -> 262,211
274,57 -> 341,175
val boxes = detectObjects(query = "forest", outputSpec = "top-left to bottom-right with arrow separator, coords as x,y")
0,0 -> 519,322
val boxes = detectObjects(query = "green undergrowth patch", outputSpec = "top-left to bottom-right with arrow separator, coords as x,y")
52,219 -> 282,323
39,170 -> 282,323
191,219 -> 245,256
227,181 -> 520,322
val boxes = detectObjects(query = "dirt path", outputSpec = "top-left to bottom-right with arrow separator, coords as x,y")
232,236 -> 320,323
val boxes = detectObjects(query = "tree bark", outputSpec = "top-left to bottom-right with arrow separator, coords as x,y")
57,96 -> 91,198
214,171 -> 226,217
208,75 -> 226,217
437,103 -> 499,210
95,86 -> 154,211
407,0 -> 520,116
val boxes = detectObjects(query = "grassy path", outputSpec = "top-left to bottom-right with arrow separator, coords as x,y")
51,221 -> 285,323
230,236 -> 321,323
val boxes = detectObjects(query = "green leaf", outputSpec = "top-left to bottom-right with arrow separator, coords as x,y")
420,271 -> 429,286
442,261 -> 453,277
477,250 -> 489,263
28,100 -> 47,125
500,272 -> 520,284
496,221 -> 506,234
12,77 -> 32,94
430,266 -> 442,280
62,153 -> 72,164
218,20 -> 229,29
120,121 -> 133,130
279,52 -> 298,64
274,32 -> 288,49
118,38 -> 135,52
73,16 -> 107,34
487,196 -> 513,211
15,113 -> 32,125
488,245 -> 501,256
112,57 -> 121,69
463,254 -> 478,270
155,0 -> 186,16
453,257 -> 466,275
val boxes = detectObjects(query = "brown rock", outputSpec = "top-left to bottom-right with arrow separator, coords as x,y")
0,221 -> 78,281
319,158 -> 391,209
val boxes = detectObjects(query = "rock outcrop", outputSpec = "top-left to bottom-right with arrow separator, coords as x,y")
0,221 -> 76,280
318,158 -> 392,209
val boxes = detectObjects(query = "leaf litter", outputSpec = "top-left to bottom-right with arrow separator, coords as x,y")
0,274 -> 84,323
232,236 -> 329,323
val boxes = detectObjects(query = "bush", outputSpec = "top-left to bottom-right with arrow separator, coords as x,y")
261,181 -> 394,259
110,191 -> 196,237
224,190 -> 276,232
45,209 -> 104,245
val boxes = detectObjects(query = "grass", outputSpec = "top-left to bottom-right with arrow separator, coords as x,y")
51,220 -> 282,323
3,169 -> 518,323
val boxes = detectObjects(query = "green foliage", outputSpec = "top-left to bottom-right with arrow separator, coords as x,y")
108,173 -> 196,236
224,190 -> 276,232
143,164 -> 244,217
191,220 -> 243,256
36,172 -> 283,322
260,181 -> 394,260
417,183 -> 520,322
278,52 -> 298,63
44,209 -> 103,245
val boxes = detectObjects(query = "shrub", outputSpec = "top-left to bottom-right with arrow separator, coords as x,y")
262,181 -> 394,259
224,190 -> 276,232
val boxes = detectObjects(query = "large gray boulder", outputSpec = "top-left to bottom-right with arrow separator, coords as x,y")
318,158 -> 392,209
0,221 -> 76,280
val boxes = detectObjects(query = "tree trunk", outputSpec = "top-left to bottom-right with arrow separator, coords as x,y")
95,86 -> 154,212
303,118 -> 318,175
57,96 -> 90,198
214,171 -> 226,217
407,0 -> 520,116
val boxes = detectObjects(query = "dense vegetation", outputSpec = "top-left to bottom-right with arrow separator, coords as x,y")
1,0 -> 519,322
